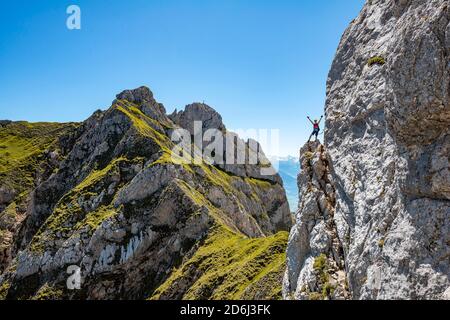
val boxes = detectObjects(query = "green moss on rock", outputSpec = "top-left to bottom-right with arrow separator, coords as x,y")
29,158 -> 132,252
368,56 -> 386,67
32,283 -> 64,300
313,253 -> 328,271
0,280 -> 11,300
115,101 -> 173,152
75,205 -> 118,231
311,254 -> 336,300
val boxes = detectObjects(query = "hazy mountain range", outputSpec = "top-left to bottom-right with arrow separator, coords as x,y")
272,156 -> 300,212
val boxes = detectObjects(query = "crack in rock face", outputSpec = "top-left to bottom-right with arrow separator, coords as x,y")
286,0 -> 449,300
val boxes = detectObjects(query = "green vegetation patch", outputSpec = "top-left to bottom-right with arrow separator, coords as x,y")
115,100 -> 173,152
74,205 -> 118,231
149,148 -> 275,227
29,158 -> 131,252
309,254 -> 336,300
175,179 -> 237,230
0,122 -> 73,173
32,283 -> 64,300
245,177 -> 273,190
1,201 -> 17,224
0,280 -> 11,300
367,56 -> 386,67
0,121 -> 77,204
304,151 -> 314,160
74,157 -> 128,193
150,225 -> 288,300
30,199 -> 119,252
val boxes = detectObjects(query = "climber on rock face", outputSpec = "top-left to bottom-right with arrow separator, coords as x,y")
307,115 -> 323,142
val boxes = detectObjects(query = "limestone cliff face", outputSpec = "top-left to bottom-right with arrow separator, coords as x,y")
0,87 -> 291,300
285,0 -> 449,300
283,142 -> 350,300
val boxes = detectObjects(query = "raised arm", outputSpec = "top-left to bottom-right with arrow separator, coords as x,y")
318,115 -> 324,125
307,116 -> 314,125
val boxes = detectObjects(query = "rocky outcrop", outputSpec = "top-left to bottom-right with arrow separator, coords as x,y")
285,0 -> 449,300
169,103 -> 226,135
170,103 -> 282,185
115,86 -> 168,123
0,121 -> 12,128
283,142 -> 349,300
0,87 -> 291,300
0,122 -> 78,274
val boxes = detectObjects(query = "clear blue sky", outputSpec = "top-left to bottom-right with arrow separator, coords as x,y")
0,0 -> 364,156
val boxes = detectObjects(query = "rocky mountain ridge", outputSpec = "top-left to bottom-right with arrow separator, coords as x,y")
0,86 -> 291,300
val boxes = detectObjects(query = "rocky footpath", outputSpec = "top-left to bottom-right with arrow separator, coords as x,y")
0,86 -> 291,300
285,0 -> 449,300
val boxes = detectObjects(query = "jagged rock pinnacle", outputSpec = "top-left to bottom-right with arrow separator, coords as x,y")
169,102 -> 226,135
115,86 -> 168,123
116,86 -> 155,105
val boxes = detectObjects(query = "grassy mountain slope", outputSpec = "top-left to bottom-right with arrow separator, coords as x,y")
0,121 -> 77,200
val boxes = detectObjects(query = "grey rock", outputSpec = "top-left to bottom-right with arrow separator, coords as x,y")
170,103 -> 282,184
115,86 -> 168,123
0,120 -> 12,128
283,142 -> 349,300
286,0 -> 449,300
169,103 -> 226,136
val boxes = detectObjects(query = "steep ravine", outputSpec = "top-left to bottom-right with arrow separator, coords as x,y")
285,0 -> 449,300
